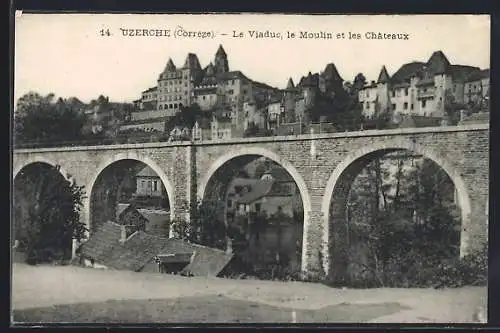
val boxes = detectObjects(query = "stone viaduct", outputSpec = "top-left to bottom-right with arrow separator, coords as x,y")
12,124 -> 490,275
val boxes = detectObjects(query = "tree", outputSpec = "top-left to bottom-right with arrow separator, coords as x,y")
14,92 -> 87,144
14,165 -> 88,264
443,89 -> 462,125
170,199 -> 226,250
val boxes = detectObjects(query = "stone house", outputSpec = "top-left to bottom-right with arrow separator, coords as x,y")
77,221 -> 233,276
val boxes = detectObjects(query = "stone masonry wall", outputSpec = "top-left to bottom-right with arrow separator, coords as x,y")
13,124 -> 489,274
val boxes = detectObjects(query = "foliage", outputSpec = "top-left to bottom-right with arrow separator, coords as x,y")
14,92 -> 87,144
165,104 -> 207,133
325,154 -> 472,288
170,199 -> 226,250
14,165 -> 88,265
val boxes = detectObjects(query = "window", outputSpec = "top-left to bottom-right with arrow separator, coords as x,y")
227,199 -> 232,208
255,203 -> 261,212
231,80 -> 235,85
404,88 -> 409,96
147,180 -> 152,189
203,96 -> 206,100
153,180 -> 158,192
404,102 -> 408,109
392,90 -> 396,97
391,103 -> 396,110
366,90 -> 369,98
410,104 -> 414,110
365,102 -> 369,110
422,100 -> 427,108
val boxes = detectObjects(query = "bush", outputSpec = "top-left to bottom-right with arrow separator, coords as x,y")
432,242 -> 488,288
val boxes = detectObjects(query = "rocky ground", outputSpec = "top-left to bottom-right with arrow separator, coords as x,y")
11,263 -> 487,324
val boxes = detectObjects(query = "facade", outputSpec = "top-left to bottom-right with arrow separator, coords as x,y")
135,165 -> 163,197
133,45 -> 278,138
359,50 -> 490,120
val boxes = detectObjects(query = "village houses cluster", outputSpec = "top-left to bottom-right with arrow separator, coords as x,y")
117,45 -> 489,140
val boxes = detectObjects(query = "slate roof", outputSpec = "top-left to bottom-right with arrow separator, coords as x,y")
464,69 -> 490,82
79,221 -> 233,276
136,165 -> 159,178
236,179 -> 274,204
78,221 -> 122,263
390,62 -> 426,84
180,243 -> 233,277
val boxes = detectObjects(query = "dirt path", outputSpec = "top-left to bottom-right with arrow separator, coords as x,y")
11,263 -> 487,323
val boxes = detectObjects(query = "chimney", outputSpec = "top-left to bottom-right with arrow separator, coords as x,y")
120,225 -> 127,243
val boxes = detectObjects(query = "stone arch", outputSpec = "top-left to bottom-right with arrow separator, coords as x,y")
85,152 -> 175,233
321,139 -> 472,274
13,156 -> 71,181
198,147 -> 312,273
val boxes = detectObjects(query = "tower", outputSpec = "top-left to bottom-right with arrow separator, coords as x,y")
214,45 -> 229,75
284,78 -> 296,123
376,65 -> 391,114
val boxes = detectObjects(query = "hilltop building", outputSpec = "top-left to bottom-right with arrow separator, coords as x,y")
358,50 -> 490,121
130,45 -> 279,136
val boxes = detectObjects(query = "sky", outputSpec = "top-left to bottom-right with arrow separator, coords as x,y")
14,13 -> 490,104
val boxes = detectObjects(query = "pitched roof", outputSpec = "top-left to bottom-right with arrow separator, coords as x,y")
137,208 -> 170,226
465,69 -> 489,82
181,243 -> 233,277
286,78 -> 295,89
217,70 -> 249,81
116,203 -> 130,217
104,231 -> 171,271
236,179 -> 274,204
451,65 -> 482,82
426,50 -> 451,74
142,86 -> 158,93
391,62 -> 426,83
377,66 -> 390,84
136,165 -> 159,178
78,221 -> 122,263
262,167 -> 293,182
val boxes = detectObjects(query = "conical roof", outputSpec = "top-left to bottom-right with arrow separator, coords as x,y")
216,44 -> 227,56
183,53 -> 201,70
286,77 -> 295,89
377,65 -> 390,84
164,58 -> 176,72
